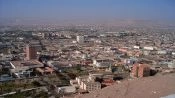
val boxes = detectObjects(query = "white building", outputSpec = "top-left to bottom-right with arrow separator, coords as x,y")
133,46 -> 140,49
81,81 -> 101,92
76,76 -> 88,88
93,59 -> 113,68
167,60 -> 175,68
172,52 -> 175,55
143,46 -> 154,51
57,86 -> 76,94
157,50 -> 167,55
77,36 -> 84,43
72,76 -> 102,92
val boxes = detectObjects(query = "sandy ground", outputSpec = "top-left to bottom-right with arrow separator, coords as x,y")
66,73 -> 175,98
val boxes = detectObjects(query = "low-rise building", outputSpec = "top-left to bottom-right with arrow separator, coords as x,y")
157,50 -> 167,55
72,75 -> 102,92
57,86 -> 76,94
76,76 -> 88,88
77,35 -> 84,44
10,60 -> 44,78
172,52 -> 175,55
36,67 -> 54,75
70,79 -> 79,88
167,60 -> 175,69
143,46 -> 154,51
93,59 -> 113,68
80,81 -> 101,92
88,73 -> 103,82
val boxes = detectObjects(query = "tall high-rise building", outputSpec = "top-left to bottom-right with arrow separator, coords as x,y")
131,64 -> 150,78
77,36 -> 84,43
26,44 -> 37,60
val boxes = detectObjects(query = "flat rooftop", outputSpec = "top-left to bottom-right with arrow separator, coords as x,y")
10,60 -> 44,72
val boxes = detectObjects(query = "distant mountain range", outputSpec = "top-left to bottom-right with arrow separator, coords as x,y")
0,18 -> 175,27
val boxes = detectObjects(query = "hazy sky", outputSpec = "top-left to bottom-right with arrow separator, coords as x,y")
0,0 -> 175,24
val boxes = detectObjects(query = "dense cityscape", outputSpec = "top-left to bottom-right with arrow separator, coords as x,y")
0,23 -> 175,98
0,0 -> 175,98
